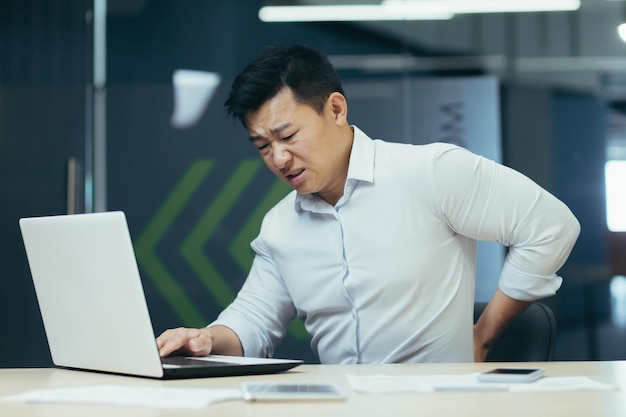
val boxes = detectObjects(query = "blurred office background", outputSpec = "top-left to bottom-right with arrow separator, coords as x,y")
2,0 -> 626,366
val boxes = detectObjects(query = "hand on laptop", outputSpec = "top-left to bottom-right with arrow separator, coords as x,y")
156,325 -> 243,358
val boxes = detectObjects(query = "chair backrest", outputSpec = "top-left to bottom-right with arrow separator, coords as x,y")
474,301 -> 557,362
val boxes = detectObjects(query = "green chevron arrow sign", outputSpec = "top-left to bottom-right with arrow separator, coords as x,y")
134,158 -> 308,339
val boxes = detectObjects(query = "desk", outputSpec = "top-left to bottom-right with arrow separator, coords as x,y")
2,361 -> 626,417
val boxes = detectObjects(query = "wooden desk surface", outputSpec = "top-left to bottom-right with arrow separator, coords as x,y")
1,361 -> 626,417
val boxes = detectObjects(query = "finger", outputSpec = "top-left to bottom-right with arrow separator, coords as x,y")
156,328 -> 192,357
157,339 -> 179,357
155,332 -> 169,350
155,329 -> 178,352
187,331 -> 213,356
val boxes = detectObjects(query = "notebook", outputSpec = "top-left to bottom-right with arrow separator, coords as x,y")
19,211 -> 302,379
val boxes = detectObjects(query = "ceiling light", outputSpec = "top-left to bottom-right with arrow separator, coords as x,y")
259,0 -> 581,22
259,4 -> 453,22
619,23 -> 626,43
383,0 -> 581,15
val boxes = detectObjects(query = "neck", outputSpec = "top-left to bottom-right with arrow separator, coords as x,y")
318,125 -> 355,206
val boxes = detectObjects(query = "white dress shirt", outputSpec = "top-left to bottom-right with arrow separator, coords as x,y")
211,126 -> 580,364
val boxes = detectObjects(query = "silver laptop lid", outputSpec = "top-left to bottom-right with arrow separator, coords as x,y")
19,211 -> 164,378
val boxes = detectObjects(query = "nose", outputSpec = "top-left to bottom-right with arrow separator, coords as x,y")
272,142 -> 291,170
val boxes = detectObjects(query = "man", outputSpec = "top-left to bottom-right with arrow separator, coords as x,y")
157,45 -> 580,363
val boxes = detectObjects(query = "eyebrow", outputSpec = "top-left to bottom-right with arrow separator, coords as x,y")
249,122 -> 292,142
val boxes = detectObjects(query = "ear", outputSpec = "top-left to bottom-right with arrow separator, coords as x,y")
327,92 -> 348,126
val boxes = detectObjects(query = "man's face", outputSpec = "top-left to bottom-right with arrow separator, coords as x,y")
246,87 -> 351,205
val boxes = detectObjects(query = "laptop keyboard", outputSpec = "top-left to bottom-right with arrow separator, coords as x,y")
161,356 -> 234,367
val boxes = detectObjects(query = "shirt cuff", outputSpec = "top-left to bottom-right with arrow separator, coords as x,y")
498,260 -> 563,301
209,310 -> 271,358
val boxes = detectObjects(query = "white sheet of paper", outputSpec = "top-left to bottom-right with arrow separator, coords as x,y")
0,385 -> 242,409
347,373 -> 617,394
346,375 -> 431,394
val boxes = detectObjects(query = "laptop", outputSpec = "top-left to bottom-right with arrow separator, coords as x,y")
19,211 -> 302,379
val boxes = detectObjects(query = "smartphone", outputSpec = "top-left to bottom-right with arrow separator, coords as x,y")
240,381 -> 346,401
477,367 -> 545,383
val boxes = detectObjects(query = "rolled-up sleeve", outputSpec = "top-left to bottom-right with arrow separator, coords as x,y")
431,145 -> 581,300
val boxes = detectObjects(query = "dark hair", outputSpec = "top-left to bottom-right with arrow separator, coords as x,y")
224,44 -> 345,127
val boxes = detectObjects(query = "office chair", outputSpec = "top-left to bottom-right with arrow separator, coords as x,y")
474,301 -> 557,362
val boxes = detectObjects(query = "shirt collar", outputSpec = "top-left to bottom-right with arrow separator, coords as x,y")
294,125 -> 375,213
346,125 -> 375,184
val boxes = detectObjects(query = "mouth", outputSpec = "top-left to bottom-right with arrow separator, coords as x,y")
285,168 -> 305,184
